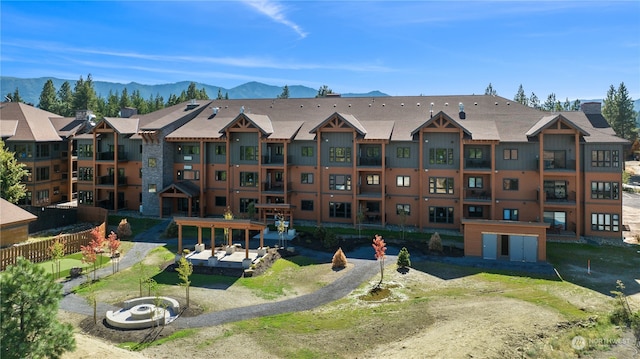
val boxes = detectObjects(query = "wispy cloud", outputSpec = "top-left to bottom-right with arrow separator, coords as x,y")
242,0 -> 308,38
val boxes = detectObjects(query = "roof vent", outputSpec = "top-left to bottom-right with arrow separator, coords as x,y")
495,102 -> 498,105
417,102 -> 420,106
300,104 -> 304,108
474,102 -> 478,106
348,104 -> 352,107
382,103 -> 385,107
369,103 -> 372,107
317,104 -> 320,108
506,102 -> 510,105
401,103 -> 404,106
444,102 -> 448,106
240,106 -> 245,114
459,102 -> 464,112
212,107 -> 219,115
333,104 -> 337,107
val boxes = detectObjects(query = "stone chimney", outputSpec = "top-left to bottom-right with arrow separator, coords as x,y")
580,102 -> 601,114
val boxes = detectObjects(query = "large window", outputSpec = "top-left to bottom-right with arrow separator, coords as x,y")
591,181 -> 619,200
429,177 -> 454,194
240,172 -> 258,187
503,149 -> 518,160
14,144 -> 33,158
239,198 -> 256,213
215,171 -> 227,181
544,180 -> 567,200
468,148 -> 483,159
36,189 -> 49,204
178,144 -> 200,155
79,167 -> 93,181
591,213 -> 619,232
215,196 -> 226,207
366,174 -> 380,185
429,207 -> 454,223
591,150 -> 619,167
329,174 -> 351,191
302,146 -> 314,157
215,145 -> 226,155
503,178 -> 519,191
429,148 -> 454,165
468,177 -> 483,188
329,147 -> 352,163
301,200 -> 314,211
36,166 -> 50,181
396,204 -> 410,216
36,144 -> 50,158
503,209 -> 519,221
301,173 -> 314,184
543,150 -> 566,169
240,146 -> 258,161
397,147 -> 410,158
329,202 -> 351,218
468,206 -> 483,218
396,175 -> 410,187
79,191 -> 93,205
78,144 -> 93,158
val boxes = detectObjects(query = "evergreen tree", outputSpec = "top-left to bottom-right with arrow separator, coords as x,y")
543,93 -> 557,111
72,74 -> 98,111
38,79 -> 58,112
198,87 -> 209,100
484,83 -> 497,96
166,93 -> 179,107
316,85 -> 333,98
56,81 -> 74,116
106,90 -> 120,117
119,88 -> 131,109
563,97 -> 571,111
153,93 -> 164,111
131,89 -> 148,114
186,82 -> 198,99
397,247 -> 411,268
278,85 -> 290,99
224,92 -> 229,100
603,82 -> 638,141
0,140 -> 28,204
1,257 -> 76,359
514,84 -> 528,106
5,88 -> 24,104
217,88 -> 224,100
529,92 -> 540,110
571,99 -> 581,111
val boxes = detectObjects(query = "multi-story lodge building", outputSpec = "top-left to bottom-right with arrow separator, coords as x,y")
2,95 -> 627,261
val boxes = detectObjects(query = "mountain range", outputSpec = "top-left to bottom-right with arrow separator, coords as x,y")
0,76 -> 388,106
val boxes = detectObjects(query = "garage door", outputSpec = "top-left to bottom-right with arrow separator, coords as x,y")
509,235 -> 538,262
482,233 -> 497,260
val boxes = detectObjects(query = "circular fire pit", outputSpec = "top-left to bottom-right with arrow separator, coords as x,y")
105,297 -> 180,330
130,304 -> 158,320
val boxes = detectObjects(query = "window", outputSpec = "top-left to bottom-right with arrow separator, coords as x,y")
591,182 -> 619,200
36,190 -> 49,204
429,207 -> 454,223
53,186 -> 60,195
329,174 -> 352,191
178,144 -> 200,155
148,184 -> 157,193
22,168 -> 33,182
301,173 -> 314,184
543,150 -> 566,169
329,202 -> 351,218
468,148 -> 483,159
240,172 -> 258,187
468,177 -> 483,188
329,147 -> 352,163
503,149 -> 518,160
429,148 -> 454,165
215,196 -> 227,207
14,144 -> 33,158
36,166 -> 50,181
396,204 -> 410,216
239,198 -> 256,213
396,176 -> 410,187
53,164 -> 60,173
397,147 -> 410,158
591,213 -> 620,232
177,170 -> 200,180
215,145 -> 226,155
301,200 -> 314,211
78,144 -> 93,158
503,209 -> 519,221
591,150 -> 619,167
468,206 -> 483,218
302,146 -> 314,157
36,144 -> 50,158
544,180 -> 567,200
79,191 -> 93,205
215,171 -> 227,181
429,177 -> 454,194
148,158 -> 157,167
366,147 -> 380,157
239,146 -> 258,161
366,174 -> 380,185
503,178 -> 519,191
79,167 -> 93,181
19,191 -> 32,205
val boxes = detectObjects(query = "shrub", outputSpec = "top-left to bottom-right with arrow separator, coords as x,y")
332,247 -> 347,269
323,232 -> 339,249
314,225 -> 327,242
164,221 -> 178,238
116,218 -> 132,239
397,247 -> 411,268
428,232 -> 443,253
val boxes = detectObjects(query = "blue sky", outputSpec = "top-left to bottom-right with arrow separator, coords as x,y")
1,1 -> 639,100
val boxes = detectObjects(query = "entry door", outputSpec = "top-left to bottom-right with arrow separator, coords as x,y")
509,235 -> 538,262
482,233 -> 497,260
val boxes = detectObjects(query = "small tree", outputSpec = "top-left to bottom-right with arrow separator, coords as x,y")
176,256 -> 193,307
116,218 -> 132,239
332,247 -> 347,269
0,139 -> 28,204
397,247 -> 411,268
428,232 -> 443,253
372,234 -> 387,288
276,212 -> 286,248
224,206 -> 234,246
0,257 -> 76,359
107,231 -> 121,274
81,227 -> 105,281
164,220 -> 178,238
49,235 -> 65,280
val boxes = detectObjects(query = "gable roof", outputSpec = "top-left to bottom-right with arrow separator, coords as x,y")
0,198 -> 37,227
0,102 -> 63,142
525,114 -> 590,137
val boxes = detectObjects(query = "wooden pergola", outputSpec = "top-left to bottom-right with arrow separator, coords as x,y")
254,203 -> 295,227
173,217 -> 267,259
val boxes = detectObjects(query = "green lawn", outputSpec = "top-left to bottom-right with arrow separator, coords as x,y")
38,252 -> 111,279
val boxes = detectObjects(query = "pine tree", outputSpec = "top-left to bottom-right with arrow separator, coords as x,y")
186,82 -> 198,99
484,83 -> 497,96
57,81 -> 74,116
1,257 -> 76,359
514,84 -> 528,106
72,74 -> 98,111
397,247 -> 411,268
217,88 -> 224,100
278,85 -> 290,99
316,85 -> 333,98
119,88 -> 131,109
38,79 -> 58,112
0,140 -> 28,204
542,93 -> 557,111
529,92 -> 540,109
603,82 -> 638,141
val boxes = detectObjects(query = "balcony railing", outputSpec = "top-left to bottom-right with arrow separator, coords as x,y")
262,155 -> 291,165
96,152 -> 128,161
465,159 -> 491,169
544,190 -> 576,203
97,175 -> 128,186
262,182 -> 292,192
464,189 -> 492,201
358,156 -> 384,166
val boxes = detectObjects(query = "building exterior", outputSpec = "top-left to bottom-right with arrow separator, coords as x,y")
0,198 -> 37,247
0,102 -> 87,206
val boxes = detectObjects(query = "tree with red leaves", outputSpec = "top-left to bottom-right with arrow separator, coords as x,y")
107,231 -> 121,274
81,227 -> 106,281
372,234 -> 387,288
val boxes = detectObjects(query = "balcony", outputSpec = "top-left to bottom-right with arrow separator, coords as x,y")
261,155 -> 291,165
543,190 -> 576,205
464,189 -> 492,201
464,159 -> 491,170
96,152 -> 128,161
97,175 -> 128,186
262,182 -> 292,193
358,156 -> 385,167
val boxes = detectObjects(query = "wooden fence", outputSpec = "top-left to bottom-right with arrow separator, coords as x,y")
0,222 -> 106,271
